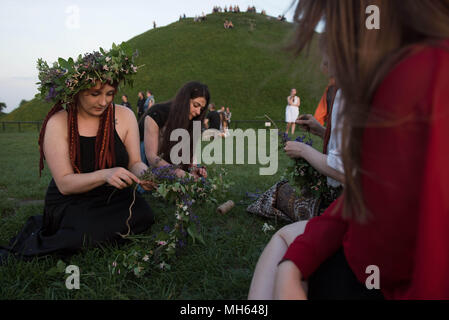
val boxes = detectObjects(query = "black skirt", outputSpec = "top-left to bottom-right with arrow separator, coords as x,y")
307,248 -> 384,300
3,180 -> 154,259
1,127 -> 155,261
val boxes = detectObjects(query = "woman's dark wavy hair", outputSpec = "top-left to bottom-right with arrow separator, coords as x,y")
141,81 -> 210,168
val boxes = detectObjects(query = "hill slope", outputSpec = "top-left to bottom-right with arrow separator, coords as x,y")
4,13 -> 326,122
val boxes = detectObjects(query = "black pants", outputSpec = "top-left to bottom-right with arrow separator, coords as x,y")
307,248 -> 384,300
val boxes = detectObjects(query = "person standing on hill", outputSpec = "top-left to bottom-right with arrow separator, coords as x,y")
137,91 -> 145,120
205,104 -> 221,130
224,107 -> 232,130
121,95 -> 132,110
285,88 -> 300,135
144,90 -> 155,112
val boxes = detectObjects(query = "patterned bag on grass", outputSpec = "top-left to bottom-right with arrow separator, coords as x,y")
246,180 -> 321,222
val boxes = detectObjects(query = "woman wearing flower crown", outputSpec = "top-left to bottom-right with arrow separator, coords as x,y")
139,81 -> 210,180
0,43 -> 156,261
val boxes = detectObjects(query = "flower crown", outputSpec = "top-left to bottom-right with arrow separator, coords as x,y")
36,42 -> 139,106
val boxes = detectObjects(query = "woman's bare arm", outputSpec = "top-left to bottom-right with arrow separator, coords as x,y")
43,111 -> 140,195
284,141 -> 345,183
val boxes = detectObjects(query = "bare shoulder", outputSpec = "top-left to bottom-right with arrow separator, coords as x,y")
144,114 -> 159,130
115,104 -> 137,125
45,110 -> 68,134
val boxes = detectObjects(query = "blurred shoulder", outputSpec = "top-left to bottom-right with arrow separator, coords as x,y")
115,104 -> 136,121
46,110 -> 68,132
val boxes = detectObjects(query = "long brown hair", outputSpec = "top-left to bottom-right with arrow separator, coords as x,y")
39,83 -> 118,176
290,0 -> 449,222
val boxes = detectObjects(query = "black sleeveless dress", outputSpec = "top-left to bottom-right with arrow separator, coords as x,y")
1,130 -> 155,260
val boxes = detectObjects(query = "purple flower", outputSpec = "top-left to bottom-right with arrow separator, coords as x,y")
45,86 -> 57,102
280,132 -> 291,144
163,225 -> 171,233
177,240 -> 186,248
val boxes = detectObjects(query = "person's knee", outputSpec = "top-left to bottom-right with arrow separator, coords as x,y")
276,221 -> 308,246
271,227 -> 289,248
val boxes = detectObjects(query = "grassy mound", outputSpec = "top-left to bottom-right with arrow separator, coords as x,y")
4,12 -> 326,123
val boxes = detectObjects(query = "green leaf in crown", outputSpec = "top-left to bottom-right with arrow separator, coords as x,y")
35,42 -> 140,106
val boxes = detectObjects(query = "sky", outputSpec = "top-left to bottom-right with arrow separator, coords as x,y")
0,0 -> 300,113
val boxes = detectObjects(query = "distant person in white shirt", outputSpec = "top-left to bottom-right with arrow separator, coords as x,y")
285,88 -> 300,135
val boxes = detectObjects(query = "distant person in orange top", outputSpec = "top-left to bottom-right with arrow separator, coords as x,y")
314,77 -> 337,126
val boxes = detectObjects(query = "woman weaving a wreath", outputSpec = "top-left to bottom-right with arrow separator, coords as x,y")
247,34 -> 343,222
0,43 -> 156,263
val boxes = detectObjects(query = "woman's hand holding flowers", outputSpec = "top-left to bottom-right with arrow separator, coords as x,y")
191,165 -> 208,180
284,141 -> 310,159
139,179 -> 158,191
103,167 -> 140,189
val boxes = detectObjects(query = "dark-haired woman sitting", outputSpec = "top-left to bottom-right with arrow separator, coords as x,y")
139,81 -> 210,179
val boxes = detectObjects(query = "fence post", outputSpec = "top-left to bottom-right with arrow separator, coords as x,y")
2,122 -> 4,132
18,122 -> 21,132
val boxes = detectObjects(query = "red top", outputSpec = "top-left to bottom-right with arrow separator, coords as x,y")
283,40 -> 449,300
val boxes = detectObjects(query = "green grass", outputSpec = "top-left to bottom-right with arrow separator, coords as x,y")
0,130 -> 322,299
3,12 -> 326,122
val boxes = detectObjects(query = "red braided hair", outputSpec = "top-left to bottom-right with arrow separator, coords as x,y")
95,100 -> 116,170
39,95 -> 117,176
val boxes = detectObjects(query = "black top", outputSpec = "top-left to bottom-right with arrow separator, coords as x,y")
79,130 -> 129,173
46,129 -> 130,200
137,98 -> 145,114
123,101 -> 132,110
206,110 -> 221,130
139,102 -> 171,141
